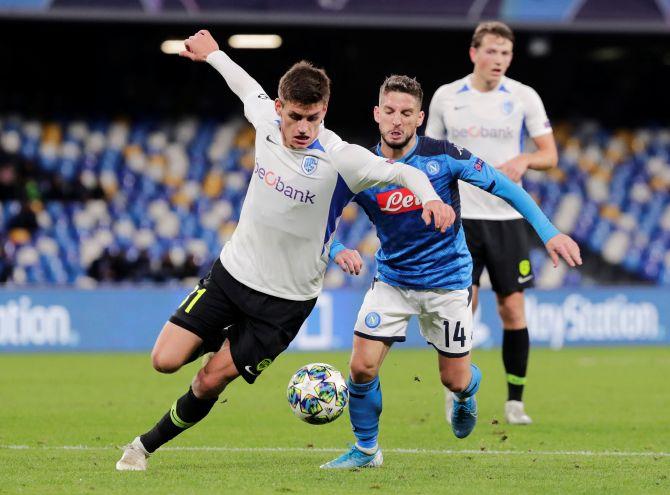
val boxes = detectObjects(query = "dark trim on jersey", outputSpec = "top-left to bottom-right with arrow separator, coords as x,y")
449,178 -> 462,234
354,331 -> 405,343
371,136 -> 471,162
322,174 -> 355,248
414,136 -> 473,161
431,343 -> 470,358
485,181 -> 496,193
467,286 -> 473,306
374,137 -> 419,163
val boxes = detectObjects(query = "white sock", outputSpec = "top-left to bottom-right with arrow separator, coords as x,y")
355,443 -> 378,455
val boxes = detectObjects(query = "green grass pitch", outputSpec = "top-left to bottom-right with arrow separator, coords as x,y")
1,347 -> 669,494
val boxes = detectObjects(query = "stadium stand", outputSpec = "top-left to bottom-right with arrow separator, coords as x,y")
1,117 -> 669,288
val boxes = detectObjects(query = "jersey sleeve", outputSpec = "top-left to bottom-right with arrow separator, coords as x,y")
241,91 -> 278,129
330,141 -> 440,203
425,86 -> 448,139
447,149 -> 559,243
521,85 -> 552,138
206,50 -> 276,128
328,239 -> 347,261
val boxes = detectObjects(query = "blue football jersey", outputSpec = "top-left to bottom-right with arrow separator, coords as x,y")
331,136 -> 559,290
352,136 -> 489,289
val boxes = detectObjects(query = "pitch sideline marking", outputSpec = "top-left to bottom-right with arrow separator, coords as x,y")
1,445 -> 668,458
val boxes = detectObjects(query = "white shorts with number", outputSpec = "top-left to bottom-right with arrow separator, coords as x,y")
354,280 -> 473,357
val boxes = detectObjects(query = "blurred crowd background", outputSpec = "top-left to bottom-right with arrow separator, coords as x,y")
1,0 -> 669,290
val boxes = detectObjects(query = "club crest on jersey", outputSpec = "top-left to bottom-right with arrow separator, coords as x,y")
376,188 -> 422,214
474,158 -> 484,171
365,312 -> 381,329
502,100 -> 514,115
426,160 -> 441,176
301,156 -> 319,175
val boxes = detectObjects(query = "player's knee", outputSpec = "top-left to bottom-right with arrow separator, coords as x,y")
497,298 -> 525,327
349,360 -> 379,384
440,371 -> 469,393
151,351 -> 182,374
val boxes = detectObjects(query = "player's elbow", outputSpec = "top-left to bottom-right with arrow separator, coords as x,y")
546,149 -> 559,169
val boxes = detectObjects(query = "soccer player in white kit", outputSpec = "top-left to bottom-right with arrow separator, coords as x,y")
426,21 -> 559,424
115,30 -> 454,471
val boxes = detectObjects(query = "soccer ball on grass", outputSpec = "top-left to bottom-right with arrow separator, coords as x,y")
287,363 -> 349,425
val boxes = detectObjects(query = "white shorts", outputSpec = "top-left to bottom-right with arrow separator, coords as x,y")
354,280 -> 473,357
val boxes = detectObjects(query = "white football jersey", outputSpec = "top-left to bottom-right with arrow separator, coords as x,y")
219,89 -> 439,301
426,75 -> 552,220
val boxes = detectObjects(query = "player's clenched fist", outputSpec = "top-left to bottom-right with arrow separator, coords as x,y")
421,200 -> 456,233
180,30 -> 219,62
545,233 -> 582,268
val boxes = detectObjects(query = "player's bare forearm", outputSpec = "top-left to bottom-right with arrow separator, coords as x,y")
526,149 -> 558,171
527,133 -> 558,171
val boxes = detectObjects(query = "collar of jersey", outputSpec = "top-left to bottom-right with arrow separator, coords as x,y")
375,138 -> 419,163
465,74 -> 507,95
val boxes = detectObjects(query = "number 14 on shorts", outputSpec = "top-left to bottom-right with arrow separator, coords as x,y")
443,320 -> 467,348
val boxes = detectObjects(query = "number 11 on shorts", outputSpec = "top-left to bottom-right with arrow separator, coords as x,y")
444,320 -> 466,348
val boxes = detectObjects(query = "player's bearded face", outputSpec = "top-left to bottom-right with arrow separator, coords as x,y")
375,91 -> 425,150
275,100 -> 328,149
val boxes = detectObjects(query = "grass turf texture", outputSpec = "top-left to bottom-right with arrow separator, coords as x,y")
1,347 -> 668,494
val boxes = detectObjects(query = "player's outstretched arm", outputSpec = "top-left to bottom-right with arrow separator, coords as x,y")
448,150 -> 582,267
488,167 -> 582,268
331,142 -> 455,233
180,29 -> 264,102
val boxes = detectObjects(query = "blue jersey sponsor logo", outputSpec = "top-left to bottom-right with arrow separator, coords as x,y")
301,156 -> 319,175
365,312 -> 381,329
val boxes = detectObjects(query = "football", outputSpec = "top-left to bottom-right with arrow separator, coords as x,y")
287,363 -> 349,425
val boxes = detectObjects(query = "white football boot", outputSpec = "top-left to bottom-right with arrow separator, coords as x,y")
504,400 -> 533,425
445,387 -> 453,424
116,436 -> 150,471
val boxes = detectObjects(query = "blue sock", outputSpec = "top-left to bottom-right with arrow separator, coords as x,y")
347,376 -> 382,450
455,364 -> 482,401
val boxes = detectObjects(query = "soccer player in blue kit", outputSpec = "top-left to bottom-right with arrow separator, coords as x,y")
321,76 -> 581,469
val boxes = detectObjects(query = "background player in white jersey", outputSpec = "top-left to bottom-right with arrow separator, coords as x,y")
116,30 -> 454,471
426,21 -> 558,425
321,75 -> 580,469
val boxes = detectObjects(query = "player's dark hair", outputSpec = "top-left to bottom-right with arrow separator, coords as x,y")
278,60 -> 331,105
378,75 -> 423,106
471,21 -> 515,48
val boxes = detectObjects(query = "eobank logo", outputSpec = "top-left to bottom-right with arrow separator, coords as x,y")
448,125 -> 514,140
0,296 -> 79,347
254,162 -> 316,204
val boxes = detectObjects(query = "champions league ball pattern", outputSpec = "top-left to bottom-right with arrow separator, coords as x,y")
287,363 -> 349,425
